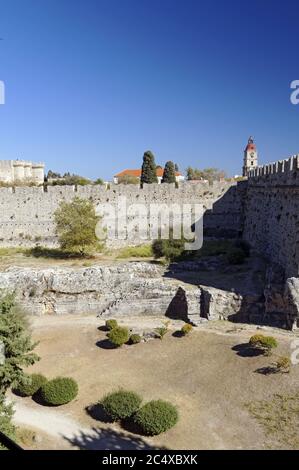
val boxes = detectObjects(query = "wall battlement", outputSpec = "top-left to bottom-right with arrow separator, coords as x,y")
247,154 -> 299,183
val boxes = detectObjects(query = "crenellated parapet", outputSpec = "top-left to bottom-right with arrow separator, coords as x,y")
247,154 -> 299,184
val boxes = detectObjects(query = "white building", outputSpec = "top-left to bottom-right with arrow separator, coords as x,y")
113,168 -> 185,184
0,160 -> 45,185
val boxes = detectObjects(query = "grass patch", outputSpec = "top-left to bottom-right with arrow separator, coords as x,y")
26,246 -> 96,259
246,392 -> 299,449
0,247 -> 28,257
116,245 -> 153,258
16,428 -> 37,447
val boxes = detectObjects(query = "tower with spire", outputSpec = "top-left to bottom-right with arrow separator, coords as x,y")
242,136 -> 258,177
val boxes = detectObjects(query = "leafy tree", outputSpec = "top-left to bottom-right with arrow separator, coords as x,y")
141,151 -> 158,185
186,166 -> 226,182
117,175 -> 140,185
94,178 -> 104,185
162,161 -> 176,184
54,197 -> 101,255
51,174 -> 91,186
0,292 -> 39,397
47,170 -> 61,179
0,292 -> 39,447
0,400 -> 16,449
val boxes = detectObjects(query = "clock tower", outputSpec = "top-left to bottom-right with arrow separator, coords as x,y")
243,136 -> 258,177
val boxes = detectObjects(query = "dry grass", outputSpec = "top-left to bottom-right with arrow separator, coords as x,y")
21,315 -> 299,450
246,392 -> 299,449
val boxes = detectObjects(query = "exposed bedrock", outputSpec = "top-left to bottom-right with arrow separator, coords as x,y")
0,261 -> 298,329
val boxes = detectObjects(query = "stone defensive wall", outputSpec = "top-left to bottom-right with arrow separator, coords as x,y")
0,180 -> 244,249
0,160 -> 297,280
245,155 -> 299,278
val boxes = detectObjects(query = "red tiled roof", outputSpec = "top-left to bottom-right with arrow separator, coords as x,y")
115,168 -> 182,177
245,143 -> 256,152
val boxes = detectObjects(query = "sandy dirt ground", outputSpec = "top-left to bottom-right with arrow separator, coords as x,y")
10,314 -> 299,450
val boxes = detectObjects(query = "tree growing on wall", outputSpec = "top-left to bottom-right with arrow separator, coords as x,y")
162,161 -> 176,184
141,151 -> 158,185
54,197 -> 101,256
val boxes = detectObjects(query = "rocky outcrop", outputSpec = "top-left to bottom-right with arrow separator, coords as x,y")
0,261 -> 298,329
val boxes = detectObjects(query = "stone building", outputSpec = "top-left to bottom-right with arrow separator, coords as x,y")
242,136 -> 258,177
0,160 -> 45,184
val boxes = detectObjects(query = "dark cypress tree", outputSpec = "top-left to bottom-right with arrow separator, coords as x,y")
174,163 -> 179,172
141,151 -> 158,185
162,161 -> 176,184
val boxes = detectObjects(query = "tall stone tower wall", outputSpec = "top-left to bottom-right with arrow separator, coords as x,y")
0,160 -> 45,184
244,155 -> 299,278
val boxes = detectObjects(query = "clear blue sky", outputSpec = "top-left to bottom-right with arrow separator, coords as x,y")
0,0 -> 299,180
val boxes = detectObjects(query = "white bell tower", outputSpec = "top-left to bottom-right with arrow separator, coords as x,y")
243,136 -> 258,177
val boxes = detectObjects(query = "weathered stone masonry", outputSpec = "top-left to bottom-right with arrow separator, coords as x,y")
0,181 -> 244,248
245,155 -> 299,278
0,157 -> 298,279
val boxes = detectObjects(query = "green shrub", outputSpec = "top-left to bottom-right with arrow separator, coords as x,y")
101,390 -> 142,421
117,245 -> 153,258
274,356 -> 291,373
152,236 -> 185,261
181,323 -> 193,335
105,319 -> 118,330
134,400 -> 178,435
129,334 -> 142,344
249,334 -> 278,355
40,377 -> 78,405
107,326 -> 130,347
14,373 -> 47,397
155,326 -> 168,340
227,247 -> 246,265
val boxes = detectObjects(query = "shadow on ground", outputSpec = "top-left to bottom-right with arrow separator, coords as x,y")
64,427 -> 165,450
96,339 -> 117,350
232,343 -> 265,357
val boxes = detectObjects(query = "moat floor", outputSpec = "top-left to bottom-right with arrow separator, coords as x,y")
12,315 -> 299,450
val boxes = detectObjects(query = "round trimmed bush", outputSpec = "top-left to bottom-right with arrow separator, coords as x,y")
101,390 -> 142,421
105,319 -> 118,330
14,373 -> 47,397
181,323 -> 193,336
134,400 -> 178,435
107,326 -> 129,347
129,334 -> 142,344
40,377 -> 78,405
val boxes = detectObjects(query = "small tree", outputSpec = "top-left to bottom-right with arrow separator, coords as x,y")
0,292 -> 39,397
0,292 -> 39,446
54,197 -> 101,256
141,151 -> 158,185
94,178 -> 104,185
162,161 -> 176,184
